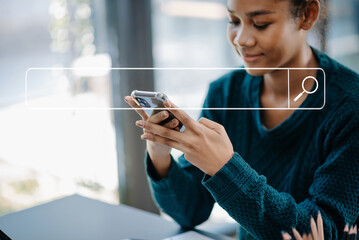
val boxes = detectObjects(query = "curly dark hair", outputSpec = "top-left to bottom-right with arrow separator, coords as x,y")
288,0 -> 328,50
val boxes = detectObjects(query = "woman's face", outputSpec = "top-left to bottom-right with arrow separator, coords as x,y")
227,0 -> 305,75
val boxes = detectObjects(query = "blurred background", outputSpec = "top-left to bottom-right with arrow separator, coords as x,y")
0,0 -> 358,235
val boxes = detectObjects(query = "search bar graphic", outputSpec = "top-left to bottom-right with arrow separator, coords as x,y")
25,67 -> 326,110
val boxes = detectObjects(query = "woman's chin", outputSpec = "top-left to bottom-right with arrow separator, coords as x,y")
244,67 -> 270,76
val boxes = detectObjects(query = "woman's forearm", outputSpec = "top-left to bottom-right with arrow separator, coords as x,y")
148,152 -> 171,179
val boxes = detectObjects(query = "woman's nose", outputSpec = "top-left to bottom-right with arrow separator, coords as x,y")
233,27 -> 256,48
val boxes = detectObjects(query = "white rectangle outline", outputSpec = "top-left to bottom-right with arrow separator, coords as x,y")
288,69 -> 290,108
25,67 -> 326,110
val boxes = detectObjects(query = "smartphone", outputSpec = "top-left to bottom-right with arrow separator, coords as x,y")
131,90 -> 184,131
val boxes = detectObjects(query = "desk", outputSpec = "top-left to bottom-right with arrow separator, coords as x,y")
0,194 -> 234,240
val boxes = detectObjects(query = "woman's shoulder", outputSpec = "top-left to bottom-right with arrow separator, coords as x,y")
314,48 -> 359,103
308,50 -> 358,157
329,63 -> 359,104
319,58 -> 359,138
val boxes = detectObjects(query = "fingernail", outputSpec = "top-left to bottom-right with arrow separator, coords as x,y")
141,134 -> 149,140
161,111 -> 168,118
136,121 -> 144,127
124,97 -> 128,103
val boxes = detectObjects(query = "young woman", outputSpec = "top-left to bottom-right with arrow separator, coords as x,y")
125,0 -> 359,239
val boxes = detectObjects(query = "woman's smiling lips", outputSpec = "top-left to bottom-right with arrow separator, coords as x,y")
242,53 -> 264,63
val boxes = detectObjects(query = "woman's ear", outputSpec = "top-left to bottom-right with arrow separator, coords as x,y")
300,0 -> 320,30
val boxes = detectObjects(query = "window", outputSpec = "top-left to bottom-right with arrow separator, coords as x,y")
0,0 -> 118,216
327,0 -> 359,71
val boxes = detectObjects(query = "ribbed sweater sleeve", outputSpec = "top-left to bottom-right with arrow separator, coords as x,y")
146,153 -> 215,228
202,101 -> 359,240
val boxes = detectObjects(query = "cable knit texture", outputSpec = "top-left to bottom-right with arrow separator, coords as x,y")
145,48 -> 359,239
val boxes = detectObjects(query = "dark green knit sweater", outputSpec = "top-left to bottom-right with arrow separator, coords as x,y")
146,48 -> 359,239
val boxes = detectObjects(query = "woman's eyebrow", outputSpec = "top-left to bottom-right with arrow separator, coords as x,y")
227,7 -> 275,17
246,10 -> 275,17
227,8 -> 235,14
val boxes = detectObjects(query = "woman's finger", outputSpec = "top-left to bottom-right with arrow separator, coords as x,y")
141,132 -> 186,152
136,120 -> 183,142
198,117 -> 223,133
310,217 -> 319,240
281,232 -> 292,240
303,233 -> 309,240
307,233 -> 314,240
124,96 -> 149,120
343,224 -> 349,240
163,118 -> 180,129
292,227 -> 303,240
148,111 -> 170,124
143,116 -> 179,135
164,101 -> 195,129
316,212 -> 324,240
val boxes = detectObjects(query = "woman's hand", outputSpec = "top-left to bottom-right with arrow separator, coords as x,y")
124,96 -> 180,178
282,212 -> 325,240
135,101 -> 234,176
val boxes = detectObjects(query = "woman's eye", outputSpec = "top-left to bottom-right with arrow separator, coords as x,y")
254,23 -> 270,30
228,19 -> 240,26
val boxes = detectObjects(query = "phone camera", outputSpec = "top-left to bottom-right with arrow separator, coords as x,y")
136,97 -> 151,107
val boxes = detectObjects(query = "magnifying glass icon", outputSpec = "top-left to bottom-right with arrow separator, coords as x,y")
294,76 -> 319,102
